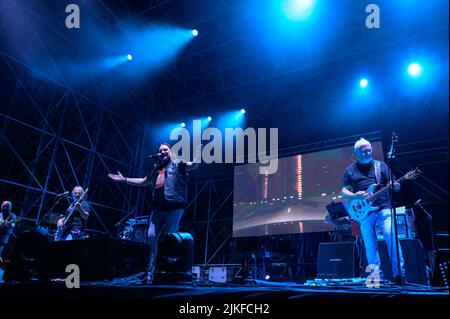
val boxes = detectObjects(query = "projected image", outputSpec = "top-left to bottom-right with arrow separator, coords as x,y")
233,142 -> 383,237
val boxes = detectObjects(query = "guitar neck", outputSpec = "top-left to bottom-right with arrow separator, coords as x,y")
367,175 -> 407,202
66,189 -> 88,220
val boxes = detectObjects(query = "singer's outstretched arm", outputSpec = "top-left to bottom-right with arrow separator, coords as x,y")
107,171 -> 152,186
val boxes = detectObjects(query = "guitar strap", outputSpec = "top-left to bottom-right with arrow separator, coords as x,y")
374,160 -> 381,185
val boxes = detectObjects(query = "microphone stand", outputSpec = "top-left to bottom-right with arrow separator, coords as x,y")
144,160 -> 159,281
387,132 -> 403,285
36,195 -> 65,227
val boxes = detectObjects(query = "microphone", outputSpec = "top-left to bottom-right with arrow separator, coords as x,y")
148,153 -> 163,159
56,191 -> 69,197
387,131 -> 398,159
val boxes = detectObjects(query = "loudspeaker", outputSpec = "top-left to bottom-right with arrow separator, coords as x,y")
377,239 -> 428,285
317,241 -> 356,279
44,239 -> 149,281
3,230 -> 50,282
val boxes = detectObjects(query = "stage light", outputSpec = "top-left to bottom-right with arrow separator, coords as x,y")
192,29 -> 198,37
408,63 -> 422,77
240,108 -> 246,114
180,122 -> 186,128
127,54 -> 133,61
156,232 -> 194,283
360,78 -> 368,88
207,116 -> 212,122
282,0 -> 316,21
265,274 -> 271,280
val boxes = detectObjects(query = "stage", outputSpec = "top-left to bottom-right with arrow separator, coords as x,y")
1,277 -> 447,302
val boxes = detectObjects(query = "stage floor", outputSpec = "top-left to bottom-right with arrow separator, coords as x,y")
1,277 -> 447,300
1,278 -> 448,316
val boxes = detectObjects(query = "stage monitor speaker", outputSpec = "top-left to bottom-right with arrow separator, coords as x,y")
377,239 -> 429,285
44,238 -> 149,281
317,241 -> 356,279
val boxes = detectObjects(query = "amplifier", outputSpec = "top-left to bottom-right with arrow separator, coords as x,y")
317,241 -> 356,279
377,207 -> 416,240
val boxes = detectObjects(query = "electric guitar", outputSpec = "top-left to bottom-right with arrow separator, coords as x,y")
55,188 -> 89,240
0,216 -> 18,227
347,168 -> 421,222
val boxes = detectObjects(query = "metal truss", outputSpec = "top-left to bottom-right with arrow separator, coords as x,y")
0,51 -> 154,236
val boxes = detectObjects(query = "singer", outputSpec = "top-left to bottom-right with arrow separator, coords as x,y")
107,142 -> 201,284
342,138 -> 405,281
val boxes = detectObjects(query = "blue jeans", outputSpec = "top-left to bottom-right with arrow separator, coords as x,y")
147,208 -> 184,275
360,208 -> 405,278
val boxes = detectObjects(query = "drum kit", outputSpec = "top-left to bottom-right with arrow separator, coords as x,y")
118,219 -> 136,240
118,216 -> 150,242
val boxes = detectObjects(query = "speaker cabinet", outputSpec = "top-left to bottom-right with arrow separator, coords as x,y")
377,239 -> 429,285
45,239 -> 149,281
317,241 -> 356,279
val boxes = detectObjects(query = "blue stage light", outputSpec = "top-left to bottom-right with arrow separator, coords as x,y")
192,29 -> 198,37
180,122 -> 186,128
360,78 -> 368,88
127,54 -> 133,61
265,275 -> 271,280
207,116 -> 212,122
408,63 -> 422,77
282,0 -> 316,21
240,108 -> 246,114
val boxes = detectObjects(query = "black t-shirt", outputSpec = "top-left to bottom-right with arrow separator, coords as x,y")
65,201 -> 91,230
342,160 -> 392,210
0,212 -> 16,241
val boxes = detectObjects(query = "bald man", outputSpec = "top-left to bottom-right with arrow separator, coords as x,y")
0,201 -> 16,261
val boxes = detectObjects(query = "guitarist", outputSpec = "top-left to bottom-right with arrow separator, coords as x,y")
0,201 -> 16,261
55,186 -> 91,241
342,138 -> 405,281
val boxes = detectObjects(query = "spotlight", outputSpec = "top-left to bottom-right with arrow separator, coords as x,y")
359,78 -> 368,88
408,63 -> 422,77
265,274 -> 271,280
127,54 -> 133,61
240,108 -> 246,114
207,116 -> 212,122
192,29 -> 198,37
282,0 -> 316,21
180,122 -> 186,128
